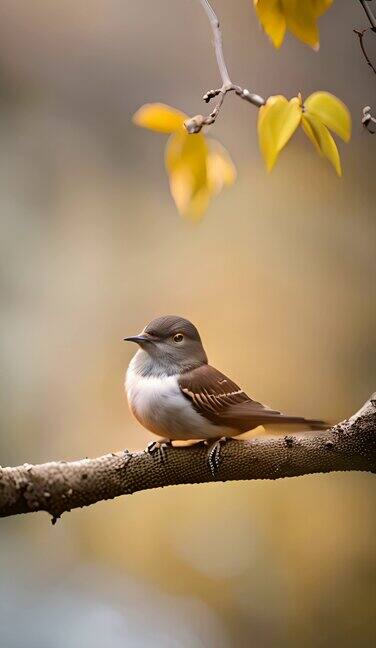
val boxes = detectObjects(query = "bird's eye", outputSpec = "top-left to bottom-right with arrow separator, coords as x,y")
173,333 -> 184,343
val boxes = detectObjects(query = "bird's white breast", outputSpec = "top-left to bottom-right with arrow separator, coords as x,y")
125,361 -> 232,440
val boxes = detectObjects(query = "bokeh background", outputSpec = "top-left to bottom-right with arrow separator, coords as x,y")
0,1 -> 375,646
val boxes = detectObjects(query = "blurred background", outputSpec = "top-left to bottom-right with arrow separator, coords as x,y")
0,1 -> 375,646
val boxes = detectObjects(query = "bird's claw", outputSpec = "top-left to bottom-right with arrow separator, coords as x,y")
147,439 -> 172,464
146,437 -> 227,473
207,437 -> 227,477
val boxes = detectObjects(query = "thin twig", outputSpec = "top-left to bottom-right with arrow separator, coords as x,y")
354,3 -> 376,132
185,1 -> 265,133
358,0 -> 376,31
199,0 -> 231,86
354,28 -> 376,74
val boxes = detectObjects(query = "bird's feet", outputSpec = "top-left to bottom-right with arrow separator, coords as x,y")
146,439 -> 172,464
146,437 -> 228,475
207,437 -> 228,477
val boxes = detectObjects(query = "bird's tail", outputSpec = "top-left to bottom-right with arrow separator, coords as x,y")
272,415 -> 328,430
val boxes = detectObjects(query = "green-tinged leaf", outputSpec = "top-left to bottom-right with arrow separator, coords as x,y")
305,91 -> 351,141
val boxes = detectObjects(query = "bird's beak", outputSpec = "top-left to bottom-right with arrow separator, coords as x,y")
123,335 -> 154,345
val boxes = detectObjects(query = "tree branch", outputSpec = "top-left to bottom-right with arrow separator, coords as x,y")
358,0 -> 376,31
185,0 -> 265,134
362,104 -> 376,132
199,0 -> 231,86
355,2 -> 376,131
0,395 -> 375,524
354,28 -> 376,75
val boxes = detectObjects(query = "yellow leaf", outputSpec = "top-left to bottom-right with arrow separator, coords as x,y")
254,0 -> 286,49
258,95 -> 302,171
283,0 -> 319,49
134,101 -> 236,218
254,0 -> 332,48
304,91 -> 351,142
207,140 -> 237,195
169,166 -> 211,218
133,103 -> 186,133
165,131 -> 210,218
300,114 -> 322,156
302,113 -> 341,176
314,0 -> 333,18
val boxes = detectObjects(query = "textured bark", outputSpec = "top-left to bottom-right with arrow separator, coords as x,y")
0,395 -> 375,523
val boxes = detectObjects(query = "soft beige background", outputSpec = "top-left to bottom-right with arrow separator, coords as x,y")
0,1 -> 375,646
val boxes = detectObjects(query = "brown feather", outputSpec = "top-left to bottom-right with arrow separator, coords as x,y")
179,365 -> 326,433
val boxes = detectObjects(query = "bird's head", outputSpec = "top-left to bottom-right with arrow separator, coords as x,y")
124,315 -> 208,375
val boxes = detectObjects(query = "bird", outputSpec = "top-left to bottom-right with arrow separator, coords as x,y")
124,315 -> 326,475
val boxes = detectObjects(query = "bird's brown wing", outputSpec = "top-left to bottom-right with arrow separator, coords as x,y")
179,365 -> 325,433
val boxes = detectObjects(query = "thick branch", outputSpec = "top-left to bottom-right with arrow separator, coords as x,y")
0,395 -> 375,523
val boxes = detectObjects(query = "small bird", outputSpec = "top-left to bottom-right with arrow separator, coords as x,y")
124,315 -> 325,475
